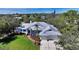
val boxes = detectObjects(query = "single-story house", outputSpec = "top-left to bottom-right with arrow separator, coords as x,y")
15,22 -> 62,41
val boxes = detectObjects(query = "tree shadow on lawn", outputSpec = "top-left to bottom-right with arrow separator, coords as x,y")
0,34 -> 16,44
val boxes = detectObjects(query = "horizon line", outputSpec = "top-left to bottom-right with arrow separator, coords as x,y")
0,8 -> 78,14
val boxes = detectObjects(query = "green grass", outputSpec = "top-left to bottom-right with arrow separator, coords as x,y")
0,35 -> 39,50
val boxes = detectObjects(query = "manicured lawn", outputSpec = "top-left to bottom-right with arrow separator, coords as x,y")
0,35 -> 39,50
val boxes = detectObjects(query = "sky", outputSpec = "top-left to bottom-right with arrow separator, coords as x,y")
0,8 -> 79,14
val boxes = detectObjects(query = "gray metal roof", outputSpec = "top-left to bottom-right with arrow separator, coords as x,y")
39,25 -> 61,36
20,22 -> 62,36
39,30 -> 62,36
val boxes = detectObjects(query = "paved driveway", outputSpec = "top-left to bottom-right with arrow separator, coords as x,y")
40,40 -> 56,50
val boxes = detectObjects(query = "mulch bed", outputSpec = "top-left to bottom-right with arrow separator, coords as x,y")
27,35 -> 40,45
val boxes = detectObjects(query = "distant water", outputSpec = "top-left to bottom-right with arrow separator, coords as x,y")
0,8 -> 79,14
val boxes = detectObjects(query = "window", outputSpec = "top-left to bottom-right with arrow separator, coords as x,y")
48,29 -> 52,31
23,29 -> 26,32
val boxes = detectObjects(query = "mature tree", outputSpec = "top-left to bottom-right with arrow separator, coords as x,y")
0,15 -> 21,36
57,10 -> 79,49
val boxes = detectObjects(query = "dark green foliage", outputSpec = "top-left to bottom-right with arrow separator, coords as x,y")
56,10 -> 79,49
0,15 -> 21,36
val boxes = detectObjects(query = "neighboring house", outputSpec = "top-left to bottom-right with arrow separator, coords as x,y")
15,22 -> 61,40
